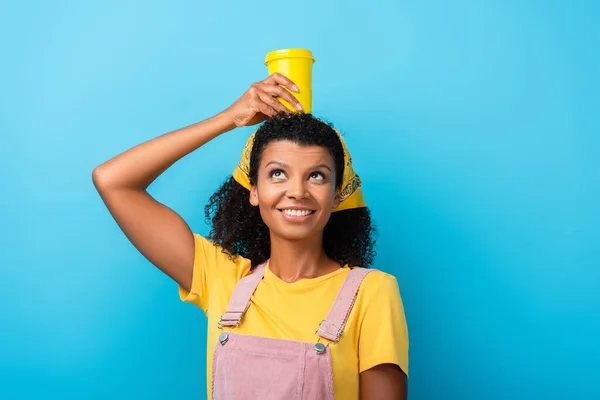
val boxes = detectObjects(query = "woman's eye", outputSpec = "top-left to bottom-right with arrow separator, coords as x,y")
270,170 -> 286,179
310,172 -> 324,180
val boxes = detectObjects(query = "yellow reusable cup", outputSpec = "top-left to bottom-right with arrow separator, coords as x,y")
264,48 -> 315,113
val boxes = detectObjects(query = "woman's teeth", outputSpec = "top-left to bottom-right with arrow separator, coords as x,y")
281,209 -> 314,217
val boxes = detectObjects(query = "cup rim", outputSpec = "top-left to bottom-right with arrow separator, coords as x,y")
264,48 -> 315,64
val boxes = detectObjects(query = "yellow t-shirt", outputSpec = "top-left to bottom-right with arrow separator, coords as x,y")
179,234 -> 409,399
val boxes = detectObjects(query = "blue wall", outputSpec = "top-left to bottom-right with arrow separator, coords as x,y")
1,0 -> 598,399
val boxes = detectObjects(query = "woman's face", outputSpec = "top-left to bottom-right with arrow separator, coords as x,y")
250,140 -> 341,242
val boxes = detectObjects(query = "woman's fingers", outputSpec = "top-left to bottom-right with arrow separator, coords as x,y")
260,84 -> 303,111
264,72 -> 299,93
248,96 -> 277,118
225,72 -> 303,128
247,84 -> 277,118
257,90 -> 291,114
261,73 -> 303,111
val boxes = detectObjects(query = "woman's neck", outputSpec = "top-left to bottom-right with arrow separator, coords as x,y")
268,234 -> 341,283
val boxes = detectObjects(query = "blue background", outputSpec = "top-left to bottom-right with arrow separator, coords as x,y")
1,0 -> 598,399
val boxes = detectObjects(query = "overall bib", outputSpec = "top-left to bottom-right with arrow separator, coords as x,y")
212,262 -> 373,400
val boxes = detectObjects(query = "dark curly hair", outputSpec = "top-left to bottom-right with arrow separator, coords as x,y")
205,112 -> 376,268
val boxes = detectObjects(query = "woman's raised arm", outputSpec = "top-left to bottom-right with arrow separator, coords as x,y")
92,73 -> 301,290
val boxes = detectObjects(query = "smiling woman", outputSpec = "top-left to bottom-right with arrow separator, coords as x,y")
92,73 -> 409,400
254,140 -> 337,237
206,113 -> 376,271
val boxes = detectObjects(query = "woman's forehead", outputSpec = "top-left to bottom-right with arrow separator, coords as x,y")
260,140 -> 334,167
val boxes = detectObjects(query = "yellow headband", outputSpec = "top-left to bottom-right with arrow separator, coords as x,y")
232,129 -> 366,212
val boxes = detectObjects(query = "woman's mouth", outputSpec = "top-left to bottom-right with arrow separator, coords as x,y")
278,208 -> 316,222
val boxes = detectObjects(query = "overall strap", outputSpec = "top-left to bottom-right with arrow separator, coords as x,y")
218,262 -> 267,328
316,268 -> 374,342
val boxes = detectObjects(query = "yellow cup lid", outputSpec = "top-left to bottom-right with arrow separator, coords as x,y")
265,48 -> 315,65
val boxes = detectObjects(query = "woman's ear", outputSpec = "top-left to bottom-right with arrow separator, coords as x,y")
333,188 -> 341,209
250,185 -> 259,207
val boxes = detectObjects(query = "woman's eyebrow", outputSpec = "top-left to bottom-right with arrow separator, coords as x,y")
265,161 -> 288,168
311,164 -> 332,172
265,161 -> 332,172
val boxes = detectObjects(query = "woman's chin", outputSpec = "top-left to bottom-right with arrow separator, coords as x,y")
269,225 -> 323,242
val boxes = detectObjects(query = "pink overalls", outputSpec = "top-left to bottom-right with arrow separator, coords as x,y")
212,262 -> 373,400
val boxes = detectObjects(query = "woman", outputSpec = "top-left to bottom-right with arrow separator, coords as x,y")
93,73 -> 409,399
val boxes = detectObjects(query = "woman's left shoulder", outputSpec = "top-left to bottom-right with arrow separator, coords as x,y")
349,268 -> 407,326
350,267 -> 401,295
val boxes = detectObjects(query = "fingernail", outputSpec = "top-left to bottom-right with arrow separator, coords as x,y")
296,103 -> 303,111
292,85 -> 299,92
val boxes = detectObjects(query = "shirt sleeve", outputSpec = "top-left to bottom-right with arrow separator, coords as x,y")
358,273 -> 409,376
178,234 -> 245,314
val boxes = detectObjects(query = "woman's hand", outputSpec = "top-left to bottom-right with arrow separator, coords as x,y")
223,73 -> 303,127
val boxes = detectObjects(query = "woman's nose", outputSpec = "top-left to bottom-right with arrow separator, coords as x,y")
286,178 -> 308,200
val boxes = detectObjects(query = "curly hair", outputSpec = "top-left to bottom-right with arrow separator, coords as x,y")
205,112 -> 376,268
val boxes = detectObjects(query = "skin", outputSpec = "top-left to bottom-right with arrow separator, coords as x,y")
361,364 -> 407,400
92,73 -> 407,399
250,141 -> 343,281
